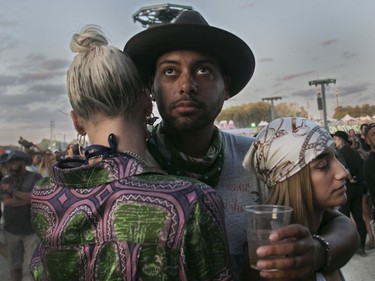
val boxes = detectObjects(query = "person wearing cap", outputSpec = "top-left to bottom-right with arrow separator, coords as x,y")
30,26 -> 232,281
124,9 -> 359,281
0,150 -> 42,281
243,117 -> 349,281
333,130 -> 368,257
363,123 -> 375,222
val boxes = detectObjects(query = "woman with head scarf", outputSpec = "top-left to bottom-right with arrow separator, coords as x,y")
243,117 -> 349,281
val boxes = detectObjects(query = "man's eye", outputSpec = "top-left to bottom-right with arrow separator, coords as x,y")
164,68 -> 176,75
197,67 -> 210,74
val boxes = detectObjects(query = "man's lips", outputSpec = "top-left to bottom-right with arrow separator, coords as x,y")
173,100 -> 200,114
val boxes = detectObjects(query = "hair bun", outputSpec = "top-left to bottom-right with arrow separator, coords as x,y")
70,25 -> 108,54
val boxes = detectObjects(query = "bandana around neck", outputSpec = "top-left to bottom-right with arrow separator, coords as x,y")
147,123 -> 224,187
243,117 -> 334,188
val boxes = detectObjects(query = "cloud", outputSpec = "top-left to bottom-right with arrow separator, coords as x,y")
290,82 -> 372,106
259,58 -> 274,62
337,83 -> 370,97
281,71 -> 315,81
0,16 -> 18,28
0,35 -> 18,57
0,74 -> 18,86
7,56 -> 69,71
341,51 -> 356,59
239,2 -> 256,9
18,70 -> 65,83
321,39 -> 338,46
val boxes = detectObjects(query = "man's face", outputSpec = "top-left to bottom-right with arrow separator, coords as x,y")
366,127 -> 375,151
152,50 -> 230,132
333,136 -> 344,148
6,159 -> 25,176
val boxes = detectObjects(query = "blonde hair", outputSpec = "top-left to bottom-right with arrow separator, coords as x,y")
264,165 -> 316,231
38,153 -> 54,177
67,25 -> 143,121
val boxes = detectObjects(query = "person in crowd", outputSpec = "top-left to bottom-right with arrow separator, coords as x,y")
350,137 -> 368,160
243,117 -> 348,281
346,129 -> 374,248
26,151 -> 42,173
52,149 -> 63,162
37,151 -> 55,177
364,123 -> 375,226
0,162 -> 6,259
124,9 -> 359,280
64,143 -> 81,159
333,130 -> 368,256
348,128 -> 359,147
359,123 -> 371,152
0,150 -> 42,281
30,25 -> 232,281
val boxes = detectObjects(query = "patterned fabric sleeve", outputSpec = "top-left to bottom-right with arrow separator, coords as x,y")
184,188 -> 233,280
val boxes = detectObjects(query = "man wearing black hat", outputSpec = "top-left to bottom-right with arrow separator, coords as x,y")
333,130 -> 368,257
125,10 -> 359,280
0,151 -> 42,281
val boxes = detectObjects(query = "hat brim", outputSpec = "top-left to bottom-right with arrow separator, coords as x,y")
0,151 -> 32,166
125,24 -> 255,97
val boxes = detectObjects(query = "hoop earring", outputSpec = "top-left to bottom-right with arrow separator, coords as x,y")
77,132 -> 87,157
145,112 -> 158,126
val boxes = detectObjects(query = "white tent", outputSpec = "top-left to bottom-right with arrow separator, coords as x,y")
340,113 -> 356,122
258,120 -> 268,126
359,115 -> 372,121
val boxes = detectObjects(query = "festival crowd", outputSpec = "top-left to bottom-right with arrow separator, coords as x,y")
0,9 -> 375,281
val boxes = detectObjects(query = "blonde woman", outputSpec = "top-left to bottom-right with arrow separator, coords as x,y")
243,117 -> 350,281
30,25 -> 232,280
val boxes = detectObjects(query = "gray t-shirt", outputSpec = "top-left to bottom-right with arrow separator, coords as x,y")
1,171 -> 42,235
217,131 -> 262,252
217,131 -> 264,277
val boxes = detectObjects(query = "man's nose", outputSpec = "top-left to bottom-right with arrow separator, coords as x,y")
179,73 -> 197,95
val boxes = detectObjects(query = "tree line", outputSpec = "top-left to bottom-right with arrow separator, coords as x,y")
217,102 -> 375,128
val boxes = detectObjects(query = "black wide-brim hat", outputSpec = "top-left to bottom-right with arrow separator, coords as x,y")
333,130 -> 350,143
0,150 -> 32,166
124,10 -> 255,98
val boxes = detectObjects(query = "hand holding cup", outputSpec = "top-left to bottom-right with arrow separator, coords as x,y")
245,204 -> 293,271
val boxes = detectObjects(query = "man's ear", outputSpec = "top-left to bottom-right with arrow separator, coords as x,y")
148,76 -> 156,101
70,111 -> 85,135
142,88 -> 153,113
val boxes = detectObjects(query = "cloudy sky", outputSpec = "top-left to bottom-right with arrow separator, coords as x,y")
0,0 -> 374,146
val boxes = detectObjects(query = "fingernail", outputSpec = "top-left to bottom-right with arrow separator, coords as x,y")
269,232 -> 278,241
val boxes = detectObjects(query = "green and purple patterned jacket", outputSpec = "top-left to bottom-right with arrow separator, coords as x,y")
30,154 -> 232,281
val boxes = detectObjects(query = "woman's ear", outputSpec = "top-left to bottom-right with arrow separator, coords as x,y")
70,111 -> 85,135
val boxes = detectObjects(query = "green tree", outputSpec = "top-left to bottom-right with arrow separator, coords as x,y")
276,102 -> 308,119
217,102 -> 308,128
333,104 -> 375,120
217,102 -> 270,127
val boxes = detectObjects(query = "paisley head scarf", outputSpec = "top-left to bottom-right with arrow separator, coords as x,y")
243,117 -> 334,188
